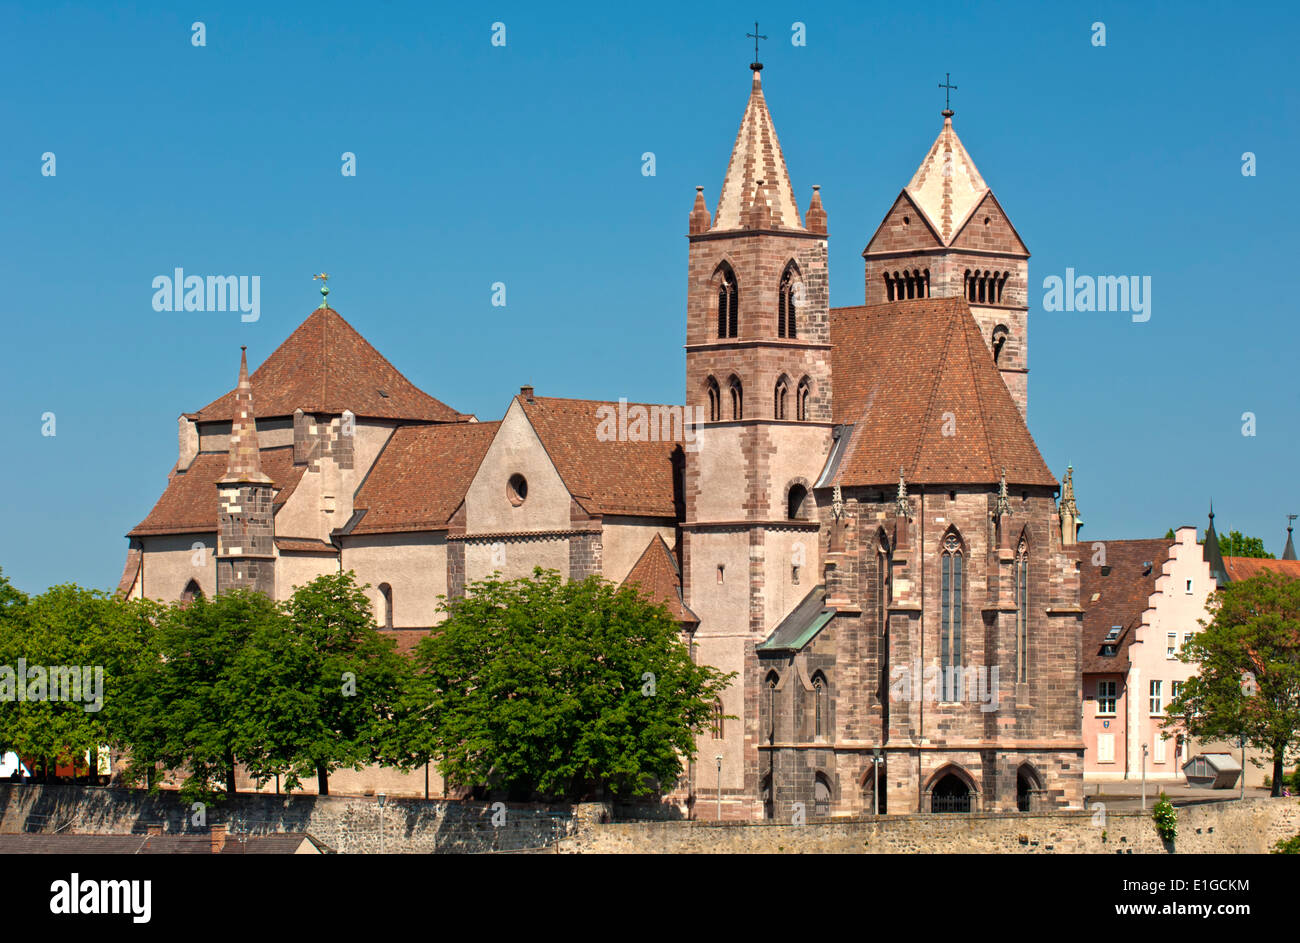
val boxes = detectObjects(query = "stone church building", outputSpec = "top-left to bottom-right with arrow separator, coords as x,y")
120,62 -> 1085,816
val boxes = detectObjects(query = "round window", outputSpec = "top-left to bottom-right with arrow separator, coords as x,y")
507,474 -> 528,506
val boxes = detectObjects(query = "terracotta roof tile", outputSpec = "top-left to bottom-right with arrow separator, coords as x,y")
1223,557 -> 1300,581
195,308 -> 461,423
349,422 -> 500,534
519,396 -> 682,518
1075,538 -> 1174,674
829,298 -> 1056,488
621,534 -> 698,624
128,446 -> 306,537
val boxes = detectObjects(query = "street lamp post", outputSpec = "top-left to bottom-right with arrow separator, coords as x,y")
715,756 -> 723,821
377,792 -> 386,855
1141,745 -> 1148,811
872,747 -> 881,816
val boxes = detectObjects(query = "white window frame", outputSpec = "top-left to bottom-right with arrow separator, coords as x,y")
1167,632 -> 1177,659
1149,680 -> 1163,716
1153,734 -> 1167,763
1097,733 -> 1115,764
1097,680 -> 1117,716
1185,578 -> 1193,595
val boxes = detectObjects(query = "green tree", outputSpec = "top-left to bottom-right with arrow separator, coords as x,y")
0,583 -> 156,783
230,571 -> 410,795
120,589 -> 280,802
416,569 -> 733,801
1166,570 -> 1300,796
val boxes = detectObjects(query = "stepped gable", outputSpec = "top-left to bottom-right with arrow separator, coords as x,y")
828,297 -> 1055,488
348,421 -> 501,534
518,395 -> 682,518
194,307 -> 462,423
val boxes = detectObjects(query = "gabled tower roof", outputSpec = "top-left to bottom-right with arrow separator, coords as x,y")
905,111 -> 989,245
712,67 -> 803,232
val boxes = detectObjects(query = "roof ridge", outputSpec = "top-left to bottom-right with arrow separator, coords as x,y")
910,306 -> 958,477
963,306 -> 997,480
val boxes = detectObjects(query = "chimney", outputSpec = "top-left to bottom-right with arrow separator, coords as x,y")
145,823 -> 163,836
520,385 -> 534,403
209,823 -> 228,854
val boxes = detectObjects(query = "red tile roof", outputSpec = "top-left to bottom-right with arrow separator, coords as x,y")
348,422 -> 500,534
1223,557 -> 1300,582
829,298 -> 1056,488
621,534 -> 698,625
519,396 -> 682,518
194,308 -> 462,423
128,446 -> 306,537
1075,538 -> 1174,674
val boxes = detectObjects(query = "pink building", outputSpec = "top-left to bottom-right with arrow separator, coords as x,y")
1078,527 -> 1213,781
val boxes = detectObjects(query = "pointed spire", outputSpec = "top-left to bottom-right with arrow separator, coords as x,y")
806,185 -> 827,234
904,112 -> 989,245
1203,502 -> 1229,585
688,185 -> 712,234
1058,465 -> 1081,546
1284,515 -> 1297,561
220,347 -> 272,484
712,67 -> 803,232
894,466 -> 912,520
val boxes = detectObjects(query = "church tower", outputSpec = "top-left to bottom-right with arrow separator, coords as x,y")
862,106 -> 1031,415
681,60 -> 834,817
216,347 -> 275,595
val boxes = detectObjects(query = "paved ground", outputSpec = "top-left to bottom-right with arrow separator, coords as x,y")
1081,779 -> 1279,810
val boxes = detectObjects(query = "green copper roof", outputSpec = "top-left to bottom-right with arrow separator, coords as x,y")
758,585 -> 836,652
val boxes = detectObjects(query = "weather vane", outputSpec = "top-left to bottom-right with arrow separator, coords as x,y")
939,72 -> 957,114
313,272 -> 330,308
747,21 -> 767,70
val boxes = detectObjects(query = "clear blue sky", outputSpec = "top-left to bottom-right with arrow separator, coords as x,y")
2,0 -> 1296,593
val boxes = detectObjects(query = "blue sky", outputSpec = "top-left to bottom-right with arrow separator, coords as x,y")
2,0 -> 1297,593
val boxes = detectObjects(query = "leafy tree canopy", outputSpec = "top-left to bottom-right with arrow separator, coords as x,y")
416,569 -> 733,802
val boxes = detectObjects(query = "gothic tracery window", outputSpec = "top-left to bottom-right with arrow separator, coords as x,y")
778,265 -> 798,338
1015,536 -> 1029,683
774,375 -> 789,419
941,532 -> 963,701
717,266 -> 738,338
705,376 -> 721,422
729,376 -> 743,420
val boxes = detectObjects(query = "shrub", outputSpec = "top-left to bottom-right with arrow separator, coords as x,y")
1152,793 -> 1177,843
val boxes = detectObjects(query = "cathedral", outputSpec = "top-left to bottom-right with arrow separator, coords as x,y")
119,60 -> 1086,816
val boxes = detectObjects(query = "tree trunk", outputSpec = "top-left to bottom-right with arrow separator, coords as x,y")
1273,747 -> 1285,797
89,746 -> 99,787
317,763 -> 329,796
225,748 -> 237,795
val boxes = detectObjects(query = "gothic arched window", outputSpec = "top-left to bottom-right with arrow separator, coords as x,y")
811,672 -> 827,739
940,532 -> 963,701
711,697 -> 724,739
180,579 -> 203,605
729,376 -> 743,420
796,377 -> 811,421
778,265 -> 798,338
705,376 -> 721,422
717,265 -> 738,338
774,375 -> 789,419
1015,535 -> 1029,683
765,671 -> 780,743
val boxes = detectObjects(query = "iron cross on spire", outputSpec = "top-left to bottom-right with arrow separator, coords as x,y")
939,72 -> 958,115
747,21 -> 767,69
